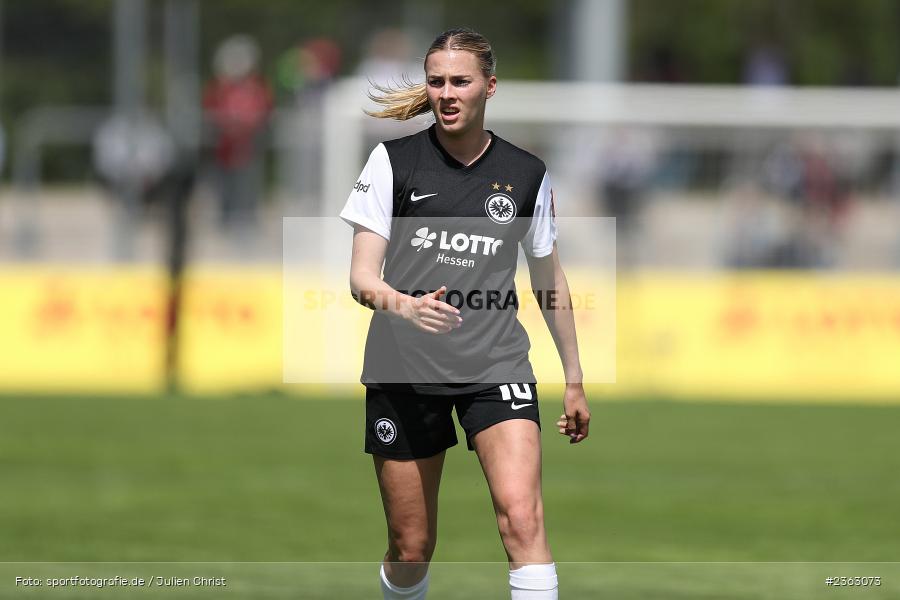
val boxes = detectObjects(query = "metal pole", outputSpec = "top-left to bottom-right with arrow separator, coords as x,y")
571,0 -> 628,82
162,0 -> 200,393
113,0 -> 147,261
164,0 -> 200,152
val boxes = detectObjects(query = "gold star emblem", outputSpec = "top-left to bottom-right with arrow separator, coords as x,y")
505,184 -> 513,192
491,182 -> 500,190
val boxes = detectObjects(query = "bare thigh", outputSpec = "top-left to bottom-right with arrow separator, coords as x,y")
472,419 -> 552,567
374,452 -> 445,587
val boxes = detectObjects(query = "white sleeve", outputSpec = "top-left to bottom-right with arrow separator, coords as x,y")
339,143 -> 394,241
521,170 -> 558,258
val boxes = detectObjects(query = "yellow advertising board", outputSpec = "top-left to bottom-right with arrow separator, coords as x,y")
614,272 -> 900,401
1,267 -> 899,401
0,266 -> 167,393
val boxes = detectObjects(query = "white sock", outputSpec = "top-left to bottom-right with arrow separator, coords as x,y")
380,564 -> 429,599
509,563 -> 558,599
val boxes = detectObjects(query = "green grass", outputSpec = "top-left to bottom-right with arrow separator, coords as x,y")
1,393 -> 899,598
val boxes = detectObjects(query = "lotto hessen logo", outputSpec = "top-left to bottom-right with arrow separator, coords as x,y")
411,227 -> 437,251
410,227 -> 503,256
353,180 -> 370,193
485,193 -> 516,224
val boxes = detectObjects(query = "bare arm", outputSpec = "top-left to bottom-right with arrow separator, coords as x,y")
526,245 -> 590,443
349,226 -> 461,334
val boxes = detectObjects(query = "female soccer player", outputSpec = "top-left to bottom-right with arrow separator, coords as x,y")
340,28 -> 590,600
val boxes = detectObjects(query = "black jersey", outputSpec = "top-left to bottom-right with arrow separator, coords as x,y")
341,125 -> 557,395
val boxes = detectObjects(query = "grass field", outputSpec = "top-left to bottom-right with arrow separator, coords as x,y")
1,393 -> 899,598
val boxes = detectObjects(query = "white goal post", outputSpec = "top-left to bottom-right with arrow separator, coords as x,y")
321,79 -> 900,216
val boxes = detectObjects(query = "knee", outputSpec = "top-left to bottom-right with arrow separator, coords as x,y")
497,499 -> 544,547
387,530 -> 436,564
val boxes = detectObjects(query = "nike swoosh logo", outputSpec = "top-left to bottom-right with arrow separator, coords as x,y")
511,402 -> 534,410
410,192 -> 438,202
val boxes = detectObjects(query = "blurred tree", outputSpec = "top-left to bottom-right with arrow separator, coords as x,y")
630,0 -> 900,86
3,0 -> 900,181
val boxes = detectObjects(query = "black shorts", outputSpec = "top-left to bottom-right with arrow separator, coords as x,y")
365,383 -> 541,459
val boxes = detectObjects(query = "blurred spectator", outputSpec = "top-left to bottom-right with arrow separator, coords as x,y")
597,128 -> 658,228
355,28 -> 421,85
591,127 -> 659,266
731,135 -> 852,268
642,44 -> 685,83
92,112 -> 176,207
743,42 -> 789,86
722,183 -> 785,268
800,140 -> 848,224
761,141 -> 804,201
203,34 -> 273,228
275,37 -> 342,203
276,37 -> 342,101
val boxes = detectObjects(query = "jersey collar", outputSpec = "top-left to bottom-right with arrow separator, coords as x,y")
427,124 -> 496,171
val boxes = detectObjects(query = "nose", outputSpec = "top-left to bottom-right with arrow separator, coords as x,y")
440,82 -> 454,100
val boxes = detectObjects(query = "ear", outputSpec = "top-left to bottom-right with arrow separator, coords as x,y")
486,75 -> 497,99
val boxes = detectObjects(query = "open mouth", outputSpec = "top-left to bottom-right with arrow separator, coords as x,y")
440,107 -> 460,116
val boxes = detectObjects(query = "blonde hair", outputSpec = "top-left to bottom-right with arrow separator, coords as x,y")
365,28 -> 496,120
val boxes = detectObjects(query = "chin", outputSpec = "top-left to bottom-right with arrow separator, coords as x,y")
437,119 -> 469,136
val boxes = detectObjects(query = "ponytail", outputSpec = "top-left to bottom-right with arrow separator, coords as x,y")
364,77 -> 431,120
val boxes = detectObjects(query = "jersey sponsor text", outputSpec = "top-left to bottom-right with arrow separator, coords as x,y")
435,253 -> 475,268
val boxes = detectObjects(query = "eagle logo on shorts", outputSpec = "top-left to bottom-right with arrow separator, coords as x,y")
485,194 -> 516,225
374,418 -> 397,445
